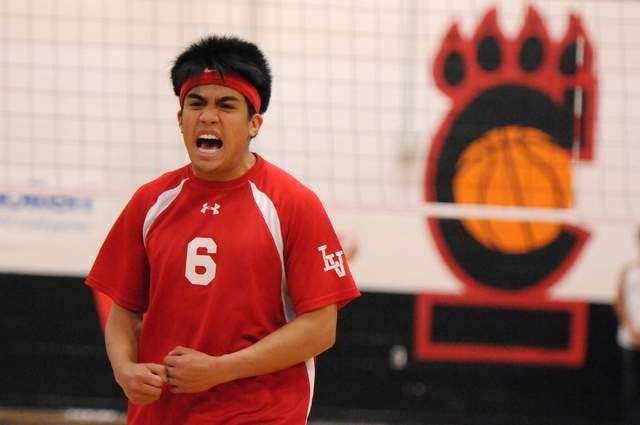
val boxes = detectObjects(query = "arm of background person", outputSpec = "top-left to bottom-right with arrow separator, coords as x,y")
624,276 -> 640,346
614,267 -> 626,321
105,302 -> 167,404
615,266 -> 640,346
164,303 -> 337,393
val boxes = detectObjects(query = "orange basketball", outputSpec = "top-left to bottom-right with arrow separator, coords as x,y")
452,125 -> 572,254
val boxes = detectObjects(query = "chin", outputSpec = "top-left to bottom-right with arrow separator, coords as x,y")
190,161 -> 219,177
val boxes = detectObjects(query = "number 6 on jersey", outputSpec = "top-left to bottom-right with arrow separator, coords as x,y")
185,237 -> 217,285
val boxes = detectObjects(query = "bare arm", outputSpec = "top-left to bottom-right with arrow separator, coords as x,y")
615,266 -> 640,346
105,303 -> 167,404
164,303 -> 338,393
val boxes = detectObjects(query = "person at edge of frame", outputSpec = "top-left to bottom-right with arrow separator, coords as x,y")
85,34 -> 361,425
614,228 -> 640,424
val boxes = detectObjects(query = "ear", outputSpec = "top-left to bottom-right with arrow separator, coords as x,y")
177,109 -> 183,133
248,114 -> 263,138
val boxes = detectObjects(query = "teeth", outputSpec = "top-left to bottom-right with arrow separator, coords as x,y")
197,134 -> 223,151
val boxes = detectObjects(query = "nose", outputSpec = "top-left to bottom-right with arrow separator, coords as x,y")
199,105 -> 219,123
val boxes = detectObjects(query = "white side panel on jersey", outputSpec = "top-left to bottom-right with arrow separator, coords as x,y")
142,178 -> 189,246
248,181 -> 316,417
248,182 -> 284,265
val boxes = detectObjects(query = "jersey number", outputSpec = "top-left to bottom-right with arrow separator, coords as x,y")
185,237 -> 217,285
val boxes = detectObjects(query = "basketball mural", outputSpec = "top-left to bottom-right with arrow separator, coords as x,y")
417,6 -> 597,365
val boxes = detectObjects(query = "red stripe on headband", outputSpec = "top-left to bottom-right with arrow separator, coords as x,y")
179,70 -> 261,113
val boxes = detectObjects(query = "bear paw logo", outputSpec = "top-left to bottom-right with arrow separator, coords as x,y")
425,6 -> 597,295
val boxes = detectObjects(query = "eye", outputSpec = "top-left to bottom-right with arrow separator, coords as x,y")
188,101 -> 205,108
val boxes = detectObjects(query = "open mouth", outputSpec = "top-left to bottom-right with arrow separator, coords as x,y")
197,134 -> 223,150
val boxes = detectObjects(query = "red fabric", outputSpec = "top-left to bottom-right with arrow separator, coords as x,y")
86,155 -> 360,424
179,71 -> 261,112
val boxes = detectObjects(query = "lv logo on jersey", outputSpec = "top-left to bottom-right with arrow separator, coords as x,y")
200,202 -> 221,215
318,244 -> 346,278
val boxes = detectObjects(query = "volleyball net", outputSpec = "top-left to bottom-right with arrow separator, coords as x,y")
2,0 -> 638,221
1,0 -> 639,293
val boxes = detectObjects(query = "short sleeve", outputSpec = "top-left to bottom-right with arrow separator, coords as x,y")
283,192 -> 360,315
85,192 -> 150,313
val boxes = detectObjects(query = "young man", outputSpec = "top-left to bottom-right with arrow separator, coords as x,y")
86,35 -> 360,424
614,229 -> 640,423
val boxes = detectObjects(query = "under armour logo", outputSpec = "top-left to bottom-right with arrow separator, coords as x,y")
200,202 -> 220,215
318,244 -> 346,278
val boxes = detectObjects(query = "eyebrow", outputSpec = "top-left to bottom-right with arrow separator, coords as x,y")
217,95 -> 241,103
185,93 -> 241,103
186,93 -> 206,102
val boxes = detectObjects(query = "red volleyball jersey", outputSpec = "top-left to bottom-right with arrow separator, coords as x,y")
86,155 -> 360,424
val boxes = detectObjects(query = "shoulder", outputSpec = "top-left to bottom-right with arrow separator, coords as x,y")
252,157 -> 323,208
135,165 -> 189,197
127,165 -> 191,211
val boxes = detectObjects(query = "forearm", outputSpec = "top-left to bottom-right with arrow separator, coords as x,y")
617,287 -> 640,345
105,302 -> 167,403
220,304 -> 337,383
618,305 -> 640,343
621,295 -> 640,343
628,311 -> 640,345
105,303 -> 143,372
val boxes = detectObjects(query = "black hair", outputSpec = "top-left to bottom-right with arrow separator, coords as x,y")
171,35 -> 272,115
